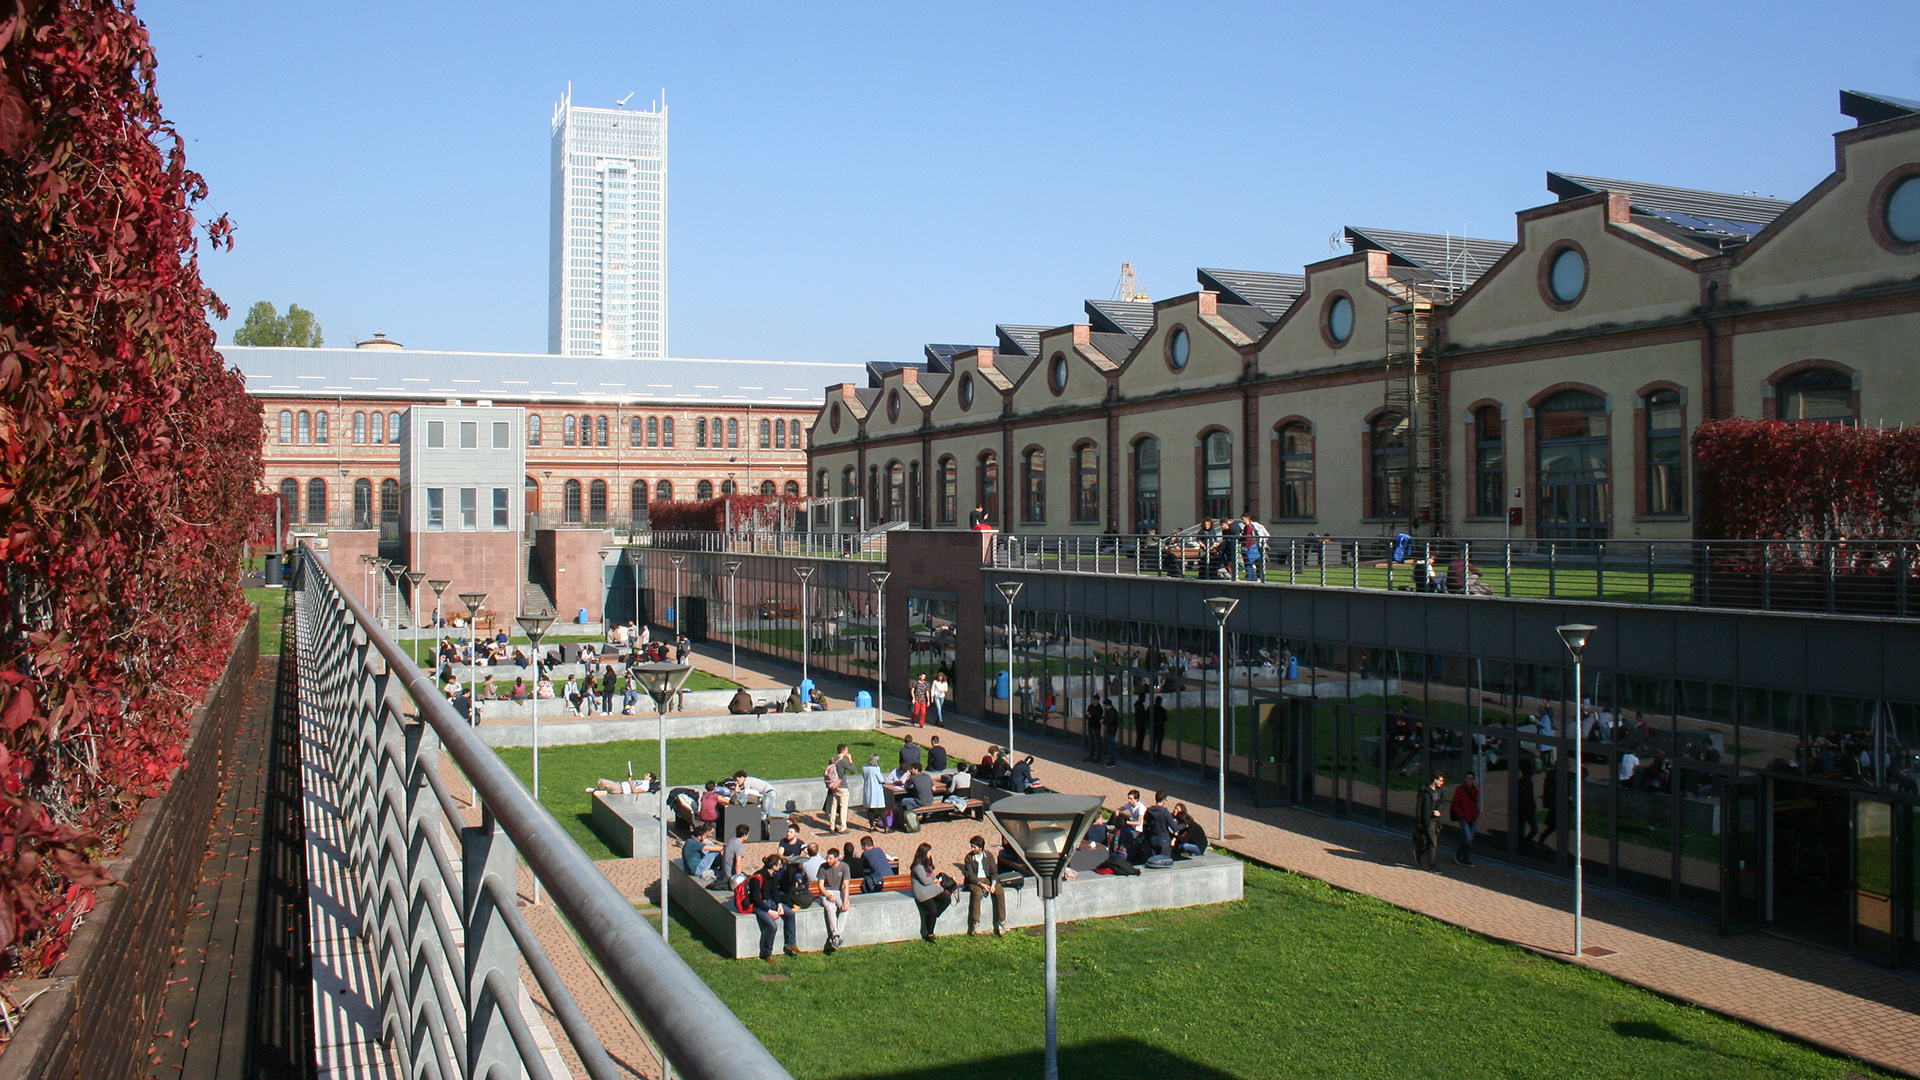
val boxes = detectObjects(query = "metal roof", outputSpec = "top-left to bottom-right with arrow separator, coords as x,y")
1197,268 -> 1305,317
224,346 -> 864,406
1546,172 -> 1791,237
1841,89 -> 1920,127
1215,303 -> 1276,340
1345,227 -> 1514,286
867,361 -> 928,387
1084,299 -> 1156,339
1089,332 -> 1136,365
995,325 -> 1047,358
919,344 -> 973,372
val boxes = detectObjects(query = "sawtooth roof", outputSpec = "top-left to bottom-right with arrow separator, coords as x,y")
1198,268 -> 1306,318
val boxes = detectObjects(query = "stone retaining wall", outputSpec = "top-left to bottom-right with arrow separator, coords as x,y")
475,708 -> 878,747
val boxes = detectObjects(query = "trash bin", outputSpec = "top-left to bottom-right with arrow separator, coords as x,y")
577,607 -> 589,624
855,690 -> 873,708
263,552 -> 282,586
1286,655 -> 1298,680
995,670 -> 1009,699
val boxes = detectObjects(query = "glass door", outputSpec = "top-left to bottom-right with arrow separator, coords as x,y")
1722,777 -> 1763,932
1853,798 -> 1897,964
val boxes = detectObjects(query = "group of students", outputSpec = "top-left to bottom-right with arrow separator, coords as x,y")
1155,515 -> 1270,580
1085,789 -> 1209,868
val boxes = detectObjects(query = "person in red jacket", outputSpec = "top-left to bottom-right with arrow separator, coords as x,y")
1450,773 -> 1481,867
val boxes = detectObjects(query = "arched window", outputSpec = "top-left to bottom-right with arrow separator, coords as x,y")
1022,448 -> 1046,523
1645,390 -> 1685,515
306,478 -> 327,524
726,418 -> 739,449
1202,430 -> 1232,520
656,479 -> 672,502
1536,390 -> 1610,540
278,411 -> 293,444
381,479 -> 400,528
388,413 -> 401,443
759,418 -> 771,448
1369,414 -> 1410,520
886,462 -> 905,522
1073,443 -> 1099,522
696,418 -> 708,447
595,415 -> 608,446
630,416 -> 643,447
372,411 -> 386,445
791,424 -> 803,450
937,456 -> 957,524
277,478 -> 298,521
297,411 -> 311,444
1132,438 -> 1160,532
661,417 -> 674,447
697,480 -> 714,500
564,415 -> 577,446
588,479 -> 607,521
352,478 -> 372,528
526,475 -> 540,522
563,480 -> 583,523
527,414 -> 541,446
977,452 -> 998,522
841,466 -> 858,525
775,419 -> 787,449
314,411 -> 329,444
1472,408 -> 1502,518
353,412 -> 367,445
814,469 -> 826,497
1277,423 -> 1315,520
1777,368 -> 1854,425
631,479 -> 649,519
647,416 -> 659,447
760,480 -> 776,495
784,480 -> 798,495
721,479 -> 737,496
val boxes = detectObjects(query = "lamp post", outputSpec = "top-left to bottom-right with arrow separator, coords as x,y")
795,565 -> 815,688
667,553 -> 685,639
997,581 -> 1023,756
632,662 -> 695,935
1556,622 -> 1597,957
405,570 -> 426,662
984,794 -> 1106,1080
516,613 -> 556,904
427,578 -> 450,655
360,554 -> 375,612
384,560 -> 402,630
458,591 -> 488,807
868,570 -> 890,719
1204,597 -> 1241,843
723,560 -> 742,684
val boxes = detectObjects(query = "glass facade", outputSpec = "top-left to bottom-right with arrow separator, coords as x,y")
549,92 -> 667,359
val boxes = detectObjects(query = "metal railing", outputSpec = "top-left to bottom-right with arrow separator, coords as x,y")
990,533 -> 1920,618
294,544 -> 790,1080
639,529 -> 889,559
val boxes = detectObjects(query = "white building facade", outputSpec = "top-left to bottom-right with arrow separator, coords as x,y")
549,88 -> 668,359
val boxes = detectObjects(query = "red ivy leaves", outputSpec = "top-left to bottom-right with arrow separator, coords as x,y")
0,0 -> 262,975
644,494 -> 809,533
1695,419 -> 1920,541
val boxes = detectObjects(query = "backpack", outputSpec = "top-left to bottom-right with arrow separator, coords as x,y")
899,809 -> 921,833
733,877 -> 752,914
1100,856 -> 1141,876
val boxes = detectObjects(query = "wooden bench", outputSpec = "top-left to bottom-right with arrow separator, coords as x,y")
806,873 -> 910,897
904,797 -> 985,823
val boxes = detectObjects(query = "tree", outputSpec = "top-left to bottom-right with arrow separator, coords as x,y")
232,300 -> 323,346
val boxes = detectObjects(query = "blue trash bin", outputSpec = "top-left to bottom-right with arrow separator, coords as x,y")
855,690 -> 873,708
1286,655 -> 1299,680
995,670 -> 1010,699
577,607 -> 589,624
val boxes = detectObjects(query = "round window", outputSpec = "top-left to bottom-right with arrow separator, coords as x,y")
1549,247 -> 1587,303
1887,176 -> 1920,244
1168,328 -> 1190,370
829,403 -> 841,433
1326,296 -> 1353,344
1050,354 -> 1068,394
887,390 -> 900,422
958,372 -> 974,410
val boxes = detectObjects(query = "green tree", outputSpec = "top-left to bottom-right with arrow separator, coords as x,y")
232,301 -> 323,346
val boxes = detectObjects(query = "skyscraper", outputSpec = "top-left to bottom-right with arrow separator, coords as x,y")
549,87 -> 667,359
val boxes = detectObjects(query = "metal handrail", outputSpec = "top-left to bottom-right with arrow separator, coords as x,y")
297,543 -> 792,1080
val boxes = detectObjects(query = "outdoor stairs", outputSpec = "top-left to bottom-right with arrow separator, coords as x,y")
524,580 -> 555,617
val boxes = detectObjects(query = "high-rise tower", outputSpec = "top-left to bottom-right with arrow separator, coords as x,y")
549,87 -> 667,358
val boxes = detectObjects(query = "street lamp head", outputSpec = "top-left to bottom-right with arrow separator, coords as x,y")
427,578 -> 451,598
458,591 -> 488,615
631,662 -> 695,710
985,794 -> 1107,900
723,560 -> 742,575
668,554 -> 686,568
1556,623 -> 1597,660
795,565 -> 815,582
405,570 -> 427,588
516,613 -> 556,644
869,570 -> 891,589
1203,596 -> 1240,625
996,581 -> 1024,604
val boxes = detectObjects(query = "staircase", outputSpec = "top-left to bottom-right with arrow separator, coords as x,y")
523,580 -> 555,617
1385,299 -> 1447,534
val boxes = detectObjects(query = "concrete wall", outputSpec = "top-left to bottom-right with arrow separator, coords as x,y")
323,530 -> 379,608
536,528 -> 610,623
668,852 -> 1244,958
475,708 -> 879,747
410,530 -> 523,624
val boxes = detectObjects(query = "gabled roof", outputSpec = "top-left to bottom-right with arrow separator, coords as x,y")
1088,332 -> 1136,365
1841,89 -> 1920,128
1215,303 -> 1276,340
867,360 -> 925,387
1546,172 -> 1791,241
919,345 -> 970,372
995,325 -> 1047,358
1084,299 -> 1156,339
1344,227 -> 1514,288
1197,268 -> 1305,318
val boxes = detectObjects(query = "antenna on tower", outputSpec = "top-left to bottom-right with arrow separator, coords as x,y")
1329,230 -> 1344,256
617,92 -> 635,108
1113,262 -> 1149,303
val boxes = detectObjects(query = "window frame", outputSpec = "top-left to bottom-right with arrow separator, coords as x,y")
1643,389 -> 1686,517
1275,421 -> 1316,521
1072,442 -> 1099,523
1367,412 -> 1411,520
1472,406 -> 1504,519
1021,447 -> 1046,523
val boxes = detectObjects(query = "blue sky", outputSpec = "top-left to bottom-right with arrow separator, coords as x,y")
143,2 -> 1920,364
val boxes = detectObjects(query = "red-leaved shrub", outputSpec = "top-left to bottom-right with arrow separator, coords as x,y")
1695,419 -> 1920,540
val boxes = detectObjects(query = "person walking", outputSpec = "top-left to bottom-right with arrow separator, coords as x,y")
961,834 -> 1005,936
1101,696 -> 1122,767
909,842 -> 951,942
930,671 -> 950,726
824,745 -> 851,834
1413,773 -> 1446,872
1450,773 -> 1481,866
910,673 -> 931,727
1083,695 -> 1105,762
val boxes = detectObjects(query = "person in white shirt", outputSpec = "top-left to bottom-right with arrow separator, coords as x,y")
1617,751 -> 1641,782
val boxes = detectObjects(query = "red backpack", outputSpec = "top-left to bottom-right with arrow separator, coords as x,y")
733,876 -> 752,914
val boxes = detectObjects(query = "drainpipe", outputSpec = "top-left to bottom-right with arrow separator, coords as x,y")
1700,280 -> 1720,421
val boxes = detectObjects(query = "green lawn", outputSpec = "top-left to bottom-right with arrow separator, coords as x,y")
667,858 -> 1891,1080
495,731 -> 885,860
244,587 -> 288,654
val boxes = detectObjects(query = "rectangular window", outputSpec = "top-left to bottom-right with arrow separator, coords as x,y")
492,488 -> 509,529
427,420 -> 445,448
460,488 -> 477,529
662,417 -> 674,447
426,488 -> 444,529
460,421 -> 478,449
493,421 -> 509,449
